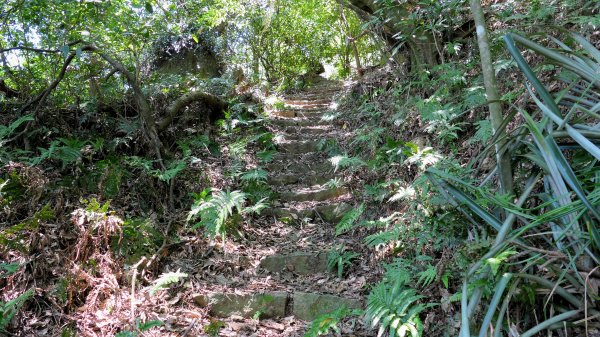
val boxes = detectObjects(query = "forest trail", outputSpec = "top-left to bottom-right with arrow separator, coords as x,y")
194,82 -> 365,335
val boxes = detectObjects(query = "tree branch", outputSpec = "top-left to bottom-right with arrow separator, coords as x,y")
0,40 -> 83,54
157,91 -> 227,131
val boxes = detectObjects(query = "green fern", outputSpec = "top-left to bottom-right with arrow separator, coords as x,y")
0,288 -> 34,330
188,190 -> 266,241
155,160 -> 186,182
364,227 -> 400,248
416,264 -> 437,288
383,260 -> 412,285
335,204 -> 365,236
304,306 -> 362,337
240,168 -> 268,184
31,138 -> 86,168
324,177 -> 343,189
0,115 -> 33,151
188,190 -> 246,241
327,245 -> 359,278
329,154 -> 366,172
365,281 -> 428,337
241,198 -> 269,215
257,149 -> 277,163
150,271 -> 188,295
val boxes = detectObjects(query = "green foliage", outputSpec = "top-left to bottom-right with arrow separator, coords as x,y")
188,189 -> 267,242
115,319 -> 163,337
0,205 -> 55,251
188,189 -> 246,241
0,115 -> 33,162
257,149 -> 277,163
127,156 -> 187,182
31,138 -> 87,168
335,203 -> 365,236
426,33 -> 600,336
304,306 -> 362,337
324,177 -> 343,189
327,245 -> 359,278
203,319 -> 226,336
365,281 -> 428,337
149,271 -> 188,295
204,0 -> 381,81
416,264 -> 437,288
240,168 -> 268,184
329,154 -> 366,172
0,288 -> 34,331
468,119 -> 493,145
115,218 -> 163,262
0,263 -> 21,278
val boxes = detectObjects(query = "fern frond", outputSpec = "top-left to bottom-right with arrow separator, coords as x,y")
329,154 -> 366,172
365,281 -> 427,337
155,160 -> 187,182
303,305 -> 362,337
416,264 -> 437,288
364,227 -> 400,248
188,190 -> 247,240
335,204 -> 365,236
150,271 -> 188,295
0,288 -> 34,328
257,150 -> 277,163
327,245 -> 359,278
0,114 -> 33,142
240,168 -> 268,184
242,198 -> 269,215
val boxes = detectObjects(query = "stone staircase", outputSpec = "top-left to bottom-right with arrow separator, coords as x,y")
194,83 -> 361,332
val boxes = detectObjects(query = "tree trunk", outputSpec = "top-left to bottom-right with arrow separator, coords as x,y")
469,0 -> 514,196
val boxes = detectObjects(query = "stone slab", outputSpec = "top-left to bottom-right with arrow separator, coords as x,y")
292,292 -> 362,321
316,202 -> 351,222
259,252 -> 327,274
279,186 -> 349,202
267,161 -> 331,173
195,292 -> 288,319
278,140 -> 320,154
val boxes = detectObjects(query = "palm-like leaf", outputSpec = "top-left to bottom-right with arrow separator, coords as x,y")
429,33 -> 600,336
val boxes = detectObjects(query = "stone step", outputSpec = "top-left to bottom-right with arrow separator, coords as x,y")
267,161 -> 331,173
259,251 -> 327,274
285,103 -> 331,110
277,140 -> 320,154
270,118 -> 328,127
284,90 -> 341,100
268,172 -> 333,186
193,291 -> 361,321
270,110 -> 329,119
292,292 -> 362,321
264,202 -> 351,222
278,185 -> 349,202
282,126 -> 332,135
284,99 -> 330,105
193,292 -> 287,319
